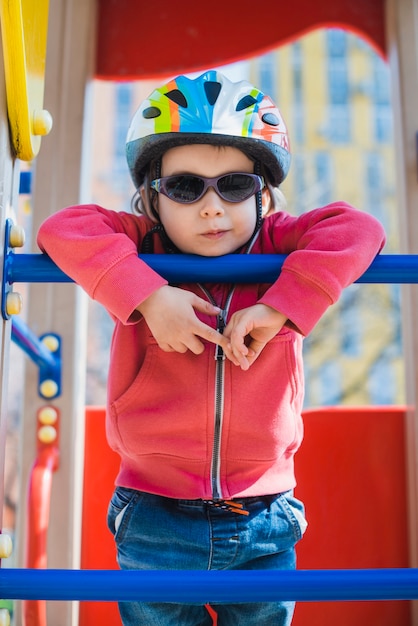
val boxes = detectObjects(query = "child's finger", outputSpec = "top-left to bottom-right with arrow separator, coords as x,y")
245,338 -> 266,361
193,323 -> 241,364
191,295 -> 221,316
228,325 -> 251,356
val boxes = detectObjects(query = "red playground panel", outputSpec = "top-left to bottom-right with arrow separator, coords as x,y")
294,406 -> 410,626
79,407 -> 121,625
80,405 -> 411,626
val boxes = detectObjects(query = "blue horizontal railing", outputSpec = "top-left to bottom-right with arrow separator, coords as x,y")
0,568 -> 417,602
5,252 -> 418,284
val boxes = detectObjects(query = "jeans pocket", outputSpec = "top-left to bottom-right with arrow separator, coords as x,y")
277,491 -> 308,541
107,487 -> 140,539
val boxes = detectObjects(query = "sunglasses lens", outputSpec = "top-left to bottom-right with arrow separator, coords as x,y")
218,174 -> 257,202
165,176 -> 205,203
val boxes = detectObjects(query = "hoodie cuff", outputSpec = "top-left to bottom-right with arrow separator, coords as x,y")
91,252 -> 168,324
258,268 -> 334,336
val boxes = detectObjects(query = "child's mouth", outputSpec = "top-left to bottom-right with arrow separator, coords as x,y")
202,230 -> 228,240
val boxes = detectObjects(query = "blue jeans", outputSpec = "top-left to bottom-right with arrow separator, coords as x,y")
107,488 -> 307,626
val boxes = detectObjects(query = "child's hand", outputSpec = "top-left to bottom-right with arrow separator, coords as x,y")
223,304 -> 287,370
136,285 -> 235,358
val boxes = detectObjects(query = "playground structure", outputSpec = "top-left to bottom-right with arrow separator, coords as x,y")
0,0 -> 418,625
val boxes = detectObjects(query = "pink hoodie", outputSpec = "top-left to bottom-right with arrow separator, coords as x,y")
37,202 -> 385,499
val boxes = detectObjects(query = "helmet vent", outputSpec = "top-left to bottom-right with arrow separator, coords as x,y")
165,89 -> 188,108
142,106 -> 161,119
262,112 -> 281,126
204,81 -> 222,105
236,95 -> 258,111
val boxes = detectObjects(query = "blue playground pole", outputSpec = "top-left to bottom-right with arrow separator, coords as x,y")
5,252 -> 418,285
0,568 -> 417,603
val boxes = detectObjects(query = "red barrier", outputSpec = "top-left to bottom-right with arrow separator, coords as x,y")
81,405 -> 411,626
79,407 -> 120,625
294,406 -> 411,626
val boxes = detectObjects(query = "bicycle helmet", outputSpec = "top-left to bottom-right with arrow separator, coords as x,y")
126,70 -> 291,190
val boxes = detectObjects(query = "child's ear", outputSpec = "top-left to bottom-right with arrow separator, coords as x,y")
140,185 -> 148,207
261,187 -> 273,217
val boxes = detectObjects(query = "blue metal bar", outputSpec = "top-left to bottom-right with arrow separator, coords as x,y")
11,316 -> 57,371
10,316 -> 62,399
0,568 -> 417,602
6,252 -> 418,284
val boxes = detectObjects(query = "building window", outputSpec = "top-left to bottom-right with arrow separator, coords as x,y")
369,358 -> 395,405
113,83 -> 133,190
371,55 -> 393,143
326,29 -> 351,143
365,152 -> 384,223
258,52 -> 275,98
292,42 -> 304,143
292,153 -> 306,211
375,105 -> 392,143
327,28 -> 348,56
314,152 -> 333,206
340,289 -> 362,357
319,360 -> 342,404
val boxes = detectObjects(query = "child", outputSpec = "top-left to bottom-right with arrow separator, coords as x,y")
37,71 -> 386,625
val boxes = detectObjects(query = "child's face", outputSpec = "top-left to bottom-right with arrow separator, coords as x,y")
154,144 -> 268,256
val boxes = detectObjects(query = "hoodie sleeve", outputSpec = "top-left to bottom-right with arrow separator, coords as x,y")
258,202 -> 386,335
37,204 -> 168,323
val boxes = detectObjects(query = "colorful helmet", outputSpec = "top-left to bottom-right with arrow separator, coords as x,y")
126,70 -> 291,189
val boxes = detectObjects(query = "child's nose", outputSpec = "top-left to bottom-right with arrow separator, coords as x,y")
199,188 -> 225,217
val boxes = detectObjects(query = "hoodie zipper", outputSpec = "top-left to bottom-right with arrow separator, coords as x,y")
198,284 -> 234,500
198,229 -> 261,500
212,306 -> 226,499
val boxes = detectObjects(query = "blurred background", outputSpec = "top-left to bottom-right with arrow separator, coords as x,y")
85,28 -> 402,409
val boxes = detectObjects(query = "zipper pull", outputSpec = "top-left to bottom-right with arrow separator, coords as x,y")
215,309 -> 226,361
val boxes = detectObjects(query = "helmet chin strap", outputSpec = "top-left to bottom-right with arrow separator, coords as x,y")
149,157 -> 162,222
230,161 -> 264,255
253,160 -> 264,234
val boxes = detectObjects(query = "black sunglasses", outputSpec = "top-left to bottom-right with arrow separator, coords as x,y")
150,172 -> 264,204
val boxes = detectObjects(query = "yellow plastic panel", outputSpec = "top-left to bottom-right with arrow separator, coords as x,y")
0,0 -> 52,160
